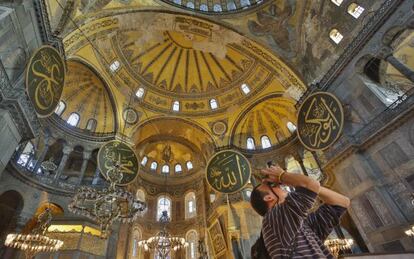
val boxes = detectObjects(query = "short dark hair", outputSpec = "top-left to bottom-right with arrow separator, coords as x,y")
250,185 -> 268,216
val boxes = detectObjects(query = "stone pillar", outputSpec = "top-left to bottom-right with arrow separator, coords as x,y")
92,166 -> 102,185
33,138 -> 52,173
78,151 -> 91,185
0,109 -> 21,178
54,145 -> 73,182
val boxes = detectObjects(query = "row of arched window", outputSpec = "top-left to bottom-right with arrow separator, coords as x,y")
135,84 -> 252,112
329,2 -> 365,44
169,0 -> 260,13
55,101 -> 97,131
136,190 -> 197,221
246,122 -> 296,150
141,156 -> 193,174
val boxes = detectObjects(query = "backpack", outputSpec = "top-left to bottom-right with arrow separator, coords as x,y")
251,232 -> 298,259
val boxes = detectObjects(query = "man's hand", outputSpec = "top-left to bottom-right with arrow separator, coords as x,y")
261,166 -> 320,194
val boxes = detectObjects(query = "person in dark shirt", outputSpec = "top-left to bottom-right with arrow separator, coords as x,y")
250,165 -> 350,258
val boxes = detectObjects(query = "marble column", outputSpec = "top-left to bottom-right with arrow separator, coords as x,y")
54,145 -> 73,182
33,138 -> 52,174
78,151 -> 91,185
92,166 -> 102,185
0,109 -> 21,178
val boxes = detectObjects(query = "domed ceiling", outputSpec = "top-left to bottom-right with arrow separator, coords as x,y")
58,60 -> 117,133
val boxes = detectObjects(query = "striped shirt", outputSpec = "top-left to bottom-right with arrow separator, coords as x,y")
262,187 -> 346,258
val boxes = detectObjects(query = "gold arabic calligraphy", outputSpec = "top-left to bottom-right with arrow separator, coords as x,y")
300,95 -> 342,149
208,152 -> 249,193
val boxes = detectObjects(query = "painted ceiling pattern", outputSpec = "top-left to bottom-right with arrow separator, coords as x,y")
58,60 -> 117,133
63,12 -> 305,116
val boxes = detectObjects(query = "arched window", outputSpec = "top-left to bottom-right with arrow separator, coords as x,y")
86,119 -> 97,131
17,141 -> 35,168
67,113 -> 80,127
162,165 -> 170,174
186,1 -> 194,9
246,137 -> 255,150
200,4 -> 208,11
186,161 -> 193,170
362,57 -> 404,106
210,99 -> 218,109
329,29 -> 343,44
185,192 -> 196,219
131,227 -> 142,258
210,193 -> 216,203
175,164 -> 182,173
348,3 -> 364,18
286,122 -> 297,133
172,101 -> 180,111
173,0 -> 181,4
141,156 -> 148,166
241,83 -> 250,95
213,4 -> 222,12
331,0 -> 343,6
261,136 -> 271,149
227,1 -> 236,10
109,60 -> 120,72
55,101 -> 66,116
150,161 -> 158,171
240,0 -> 250,8
136,189 -> 146,204
135,88 -> 145,99
186,230 -> 198,259
157,196 -> 171,221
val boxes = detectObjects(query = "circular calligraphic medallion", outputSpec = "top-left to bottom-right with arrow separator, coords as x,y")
297,92 -> 344,151
123,108 -> 138,124
25,45 -> 65,117
97,140 -> 139,186
206,150 -> 251,194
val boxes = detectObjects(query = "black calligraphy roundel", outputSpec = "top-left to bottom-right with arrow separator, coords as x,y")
97,140 -> 139,186
25,45 -> 65,117
206,150 -> 251,194
297,92 -> 344,151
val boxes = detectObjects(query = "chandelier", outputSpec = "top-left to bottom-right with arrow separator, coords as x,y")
324,238 -> 353,258
138,211 -> 188,258
68,163 -> 146,238
4,208 -> 63,259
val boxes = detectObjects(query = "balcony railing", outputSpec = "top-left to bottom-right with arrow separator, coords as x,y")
325,88 -> 414,161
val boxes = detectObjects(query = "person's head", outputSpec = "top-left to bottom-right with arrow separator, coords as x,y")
250,183 -> 288,216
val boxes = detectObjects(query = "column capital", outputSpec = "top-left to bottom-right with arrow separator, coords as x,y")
62,145 -> 73,155
82,150 -> 92,160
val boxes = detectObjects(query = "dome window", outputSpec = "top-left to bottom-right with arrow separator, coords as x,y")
55,101 -> 66,116
109,60 -> 120,72
287,121 -> 297,133
213,4 -> 222,12
150,162 -> 158,171
210,99 -> 218,110
186,1 -> 194,9
227,2 -> 236,10
141,156 -> 148,166
331,0 -> 343,6
261,135 -> 271,149
135,88 -> 145,99
329,29 -> 343,44
86,119 -> 97,131
186,161 -> 193,170
175,164 -> 182,173
67,113 -> 80,127
173,0 -> 181,4
200,4 -> 208,11
162,165 -> 170,174
348,3 -> 364,18
241,83 -> 251,95
246,137 -> 255,150
172,101 -> 180,112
